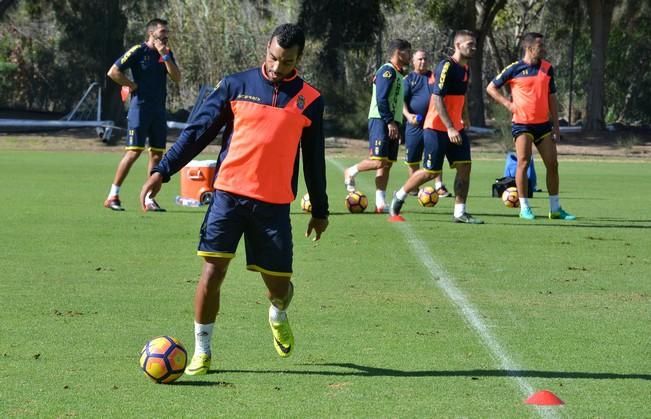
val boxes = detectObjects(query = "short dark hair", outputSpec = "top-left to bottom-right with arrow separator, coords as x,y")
387,39 -> 411,56
454,29 -> 475,42
146,18 -> 168,33
522,32 -> 544,48
270,23 -> 305,55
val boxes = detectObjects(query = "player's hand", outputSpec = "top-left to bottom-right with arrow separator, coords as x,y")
154,38 -> 170,56
552,126 -> 561,142
388,121 -> 399,141
140,172 -> 163,212
305,217 -> 329,241
447,127 -> 462,145
506,102 -> 516,114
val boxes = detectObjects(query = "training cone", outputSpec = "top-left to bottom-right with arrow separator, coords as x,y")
388,215 -> 405,222
525,390 -> 564,405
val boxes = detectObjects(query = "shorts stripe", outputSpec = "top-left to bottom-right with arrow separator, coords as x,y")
197,251 -> 235,259
423,169 -> 442,175
404,161 -> 420,166
125,146 -> 145,151
450,160 -> 472,168
149,146 -> 166,153
247,264 -> 292,278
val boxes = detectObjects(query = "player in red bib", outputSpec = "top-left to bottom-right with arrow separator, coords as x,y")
390,30 -> 483,224
140,24 -> 329,375
487,32 -> 576,221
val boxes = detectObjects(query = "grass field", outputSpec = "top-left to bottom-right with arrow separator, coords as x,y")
0,143 -> 650,418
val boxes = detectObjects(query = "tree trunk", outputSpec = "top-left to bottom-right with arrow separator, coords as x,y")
585,0 -> 616,131
469,0 -> 506,127
469,35 -> 486,127
101,3 -> 128,135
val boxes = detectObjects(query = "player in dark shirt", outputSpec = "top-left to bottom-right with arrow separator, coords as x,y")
487,32 -> 575,221
391,30 -> 483,224
140,24 -> 329,375
104,18 -> 181,212
402,49 -> 450,198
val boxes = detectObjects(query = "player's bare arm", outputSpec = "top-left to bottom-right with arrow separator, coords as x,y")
107,65 -> 138,91
433,95 -> 461,144
549,93 -> 561,142
486,82 -> 514,113
154,38 -> 181,84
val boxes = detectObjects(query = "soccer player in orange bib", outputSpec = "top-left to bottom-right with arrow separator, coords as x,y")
487,32 -> 576,221
140,24 -> 329,375
390,30 -> 483,224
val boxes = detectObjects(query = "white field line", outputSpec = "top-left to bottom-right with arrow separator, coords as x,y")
328,158 -> 563,418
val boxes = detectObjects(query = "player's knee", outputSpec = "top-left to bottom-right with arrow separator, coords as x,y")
203,257 -> 230,278
125,149 -> 142,161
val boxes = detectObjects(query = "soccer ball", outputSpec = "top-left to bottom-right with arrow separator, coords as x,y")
417,186 -> 439,207
301,193 -> 312,212
139,336 -> 187,384
502,187 -> 520,208
345,190 -> 368,213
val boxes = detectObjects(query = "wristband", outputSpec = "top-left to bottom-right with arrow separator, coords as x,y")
161,53 -> 171,62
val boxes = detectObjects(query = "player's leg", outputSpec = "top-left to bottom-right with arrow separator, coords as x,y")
434,173 -> 451,197
536,134 -> 576,220
404,126 -> 424,194
242,198 -> 296,357
185,256 -> 231,375
144,149 -> 166,211
450,131 -> 482,224
374,159 -> 393,213
390,128 -> 442,216
344,119 -> 387,192
143,114 -> 167,211
105,109 -> 146,210
105,148 -> 142,211
262,273 -> 295,357
513,128 -> 535,220
187,191 -> 243,374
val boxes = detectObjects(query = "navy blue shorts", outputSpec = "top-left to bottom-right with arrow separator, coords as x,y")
422,129 -> 471,173
404,123 -> 424,165
512,122 -> 552,145
368,118 -> 399,162
126,105 -> 167,151
197,190 -> 293,277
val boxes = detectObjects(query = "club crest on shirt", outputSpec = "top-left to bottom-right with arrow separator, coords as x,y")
383,70 -> 392,78
297,95 -> 305,110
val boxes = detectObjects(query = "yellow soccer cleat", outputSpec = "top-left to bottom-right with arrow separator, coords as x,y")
185,353 -> 211,376
268,307 -> 294,358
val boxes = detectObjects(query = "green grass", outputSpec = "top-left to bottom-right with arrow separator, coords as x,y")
0,148 -> 649,417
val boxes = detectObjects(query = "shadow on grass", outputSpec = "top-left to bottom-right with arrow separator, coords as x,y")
218,363 -> 650,380
174,371 -> 235,387
413,212 -> 651,229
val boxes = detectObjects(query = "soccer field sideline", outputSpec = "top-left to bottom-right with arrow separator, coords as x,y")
327,157 -> 562,418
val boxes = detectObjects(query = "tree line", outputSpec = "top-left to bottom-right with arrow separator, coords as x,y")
1,0 -> 649,138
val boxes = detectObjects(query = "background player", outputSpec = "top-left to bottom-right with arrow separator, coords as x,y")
343,39 -> 411,213
402,49 -> 450,197
486,32 -> 576,221
390,30 -> 483,224
139,24 -> 329,375
105,18 -> 181,212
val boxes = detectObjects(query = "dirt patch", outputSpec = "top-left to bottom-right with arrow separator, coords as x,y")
1,128 -> 650,160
